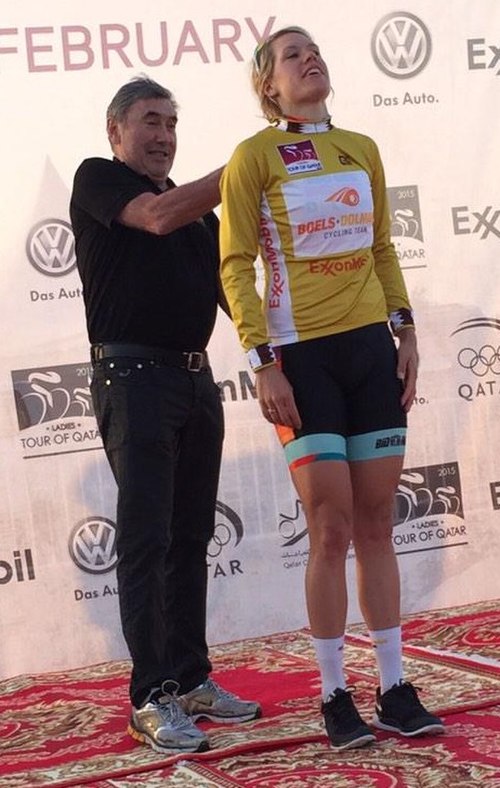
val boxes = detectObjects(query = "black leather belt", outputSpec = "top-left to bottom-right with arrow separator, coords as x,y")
90,343 -> 209,372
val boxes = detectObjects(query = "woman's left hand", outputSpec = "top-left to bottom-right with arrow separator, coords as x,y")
396,329 -> 419,412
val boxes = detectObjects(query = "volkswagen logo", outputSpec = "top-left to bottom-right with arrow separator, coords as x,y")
371,12 -> 432,79
26,218 -> 76,276
68,517 -> 118,574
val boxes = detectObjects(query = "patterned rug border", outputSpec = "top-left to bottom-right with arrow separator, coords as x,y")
7,733 -> 326,788
2,601 -> 500,788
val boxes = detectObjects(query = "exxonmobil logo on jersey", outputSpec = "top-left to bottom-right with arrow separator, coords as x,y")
309,255 -> 367,277
260,215 -> 285,309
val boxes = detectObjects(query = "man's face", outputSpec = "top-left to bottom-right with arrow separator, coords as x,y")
108,97 -> 177,188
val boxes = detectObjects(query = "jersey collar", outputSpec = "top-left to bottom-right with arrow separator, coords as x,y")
274,117 -> 333,133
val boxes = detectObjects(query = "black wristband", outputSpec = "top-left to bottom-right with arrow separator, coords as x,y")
390,308 -> 415,333
247,343 -> 277,371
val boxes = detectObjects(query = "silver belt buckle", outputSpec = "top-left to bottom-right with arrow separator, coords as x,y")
186,352 -> 204,372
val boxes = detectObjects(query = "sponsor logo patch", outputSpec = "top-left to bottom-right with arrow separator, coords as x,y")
276,140 -> 322,174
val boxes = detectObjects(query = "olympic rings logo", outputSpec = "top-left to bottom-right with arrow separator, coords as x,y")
207,501 -> 244,558
457,345 -> 500,377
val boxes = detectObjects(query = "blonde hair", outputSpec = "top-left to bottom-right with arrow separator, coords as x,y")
251,26 -> 313,121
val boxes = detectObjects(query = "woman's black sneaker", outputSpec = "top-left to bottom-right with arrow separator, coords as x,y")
321,687 -> 376,750
372,681 -> 445,736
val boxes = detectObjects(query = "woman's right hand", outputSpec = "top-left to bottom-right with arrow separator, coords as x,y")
255,365 -> 302,429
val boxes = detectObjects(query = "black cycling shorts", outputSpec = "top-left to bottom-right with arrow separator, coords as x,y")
274,323 -> 408,469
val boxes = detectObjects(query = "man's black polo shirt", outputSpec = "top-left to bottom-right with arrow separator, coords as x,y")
70,158 -> 220,351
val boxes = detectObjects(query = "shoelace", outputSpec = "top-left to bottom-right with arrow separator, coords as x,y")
154,680 -> 192,725
202,678 -> 238,701
155,698 -> 191,726
325,685 -> 357,702
396,682 -> 426,710
324,687 -> 362,723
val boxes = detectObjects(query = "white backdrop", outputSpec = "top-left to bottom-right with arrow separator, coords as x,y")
1,0 -> 499,679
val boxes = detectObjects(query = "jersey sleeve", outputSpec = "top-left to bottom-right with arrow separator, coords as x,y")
220,140 -> 274,362
367,140 -> 414,323
71,158 -> 151,228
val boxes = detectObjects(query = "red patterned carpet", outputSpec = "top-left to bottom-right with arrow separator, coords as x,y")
0,600 -> 499,787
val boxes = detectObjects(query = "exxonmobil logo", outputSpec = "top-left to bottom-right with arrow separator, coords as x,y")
0,549 -> 36,584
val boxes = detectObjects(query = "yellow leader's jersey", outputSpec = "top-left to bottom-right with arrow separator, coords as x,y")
220,120 -> 412,362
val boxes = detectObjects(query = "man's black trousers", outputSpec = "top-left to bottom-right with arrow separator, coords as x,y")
91,357 -> 224,707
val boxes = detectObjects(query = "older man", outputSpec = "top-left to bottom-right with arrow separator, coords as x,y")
70,76 -> 260,754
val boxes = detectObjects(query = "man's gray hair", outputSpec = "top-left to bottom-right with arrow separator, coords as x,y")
106,75 -> 178,123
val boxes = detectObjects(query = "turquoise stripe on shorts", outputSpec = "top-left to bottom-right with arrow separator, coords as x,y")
284,433 -> 347,466
347,428 -> 407,461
